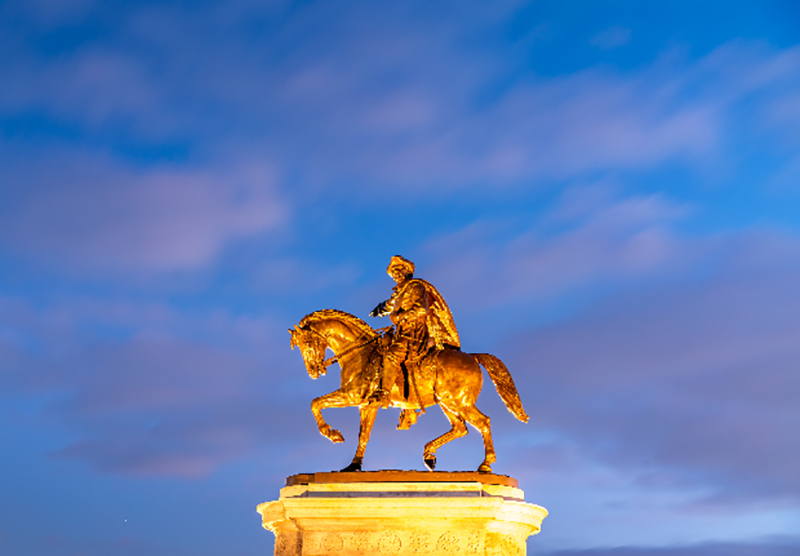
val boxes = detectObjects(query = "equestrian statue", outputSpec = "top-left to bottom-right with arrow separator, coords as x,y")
289,256 -> 528,473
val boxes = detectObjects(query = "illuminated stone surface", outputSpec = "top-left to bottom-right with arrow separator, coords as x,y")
258,471 -> 547,556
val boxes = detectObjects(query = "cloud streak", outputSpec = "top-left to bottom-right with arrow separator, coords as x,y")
0,147 -> 286,272
3,2 -> 800,201
0,296 -> 305,479
421,187 -> 700,314
507,231 -> 800,507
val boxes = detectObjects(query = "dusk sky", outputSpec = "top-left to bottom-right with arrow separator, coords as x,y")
1,0 -> 800,555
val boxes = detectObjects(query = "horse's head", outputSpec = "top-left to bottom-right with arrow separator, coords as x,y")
289,325 -> 328,379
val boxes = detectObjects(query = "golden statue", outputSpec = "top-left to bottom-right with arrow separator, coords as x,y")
289,256 -> 528,473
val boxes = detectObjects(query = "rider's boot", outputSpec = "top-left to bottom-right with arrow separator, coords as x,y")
397,409 -> 418,430
368,356 -> 400,408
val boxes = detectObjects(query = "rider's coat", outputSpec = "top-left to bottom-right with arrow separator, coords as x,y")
383,278 -> 461,390
385,277 -> 460,359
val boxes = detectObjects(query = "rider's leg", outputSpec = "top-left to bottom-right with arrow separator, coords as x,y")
369,340 -> 406,404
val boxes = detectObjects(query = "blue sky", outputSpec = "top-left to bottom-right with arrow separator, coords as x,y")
1,0 -> 800,554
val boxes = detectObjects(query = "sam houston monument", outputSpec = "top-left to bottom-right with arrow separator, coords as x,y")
258,256 -> 547,555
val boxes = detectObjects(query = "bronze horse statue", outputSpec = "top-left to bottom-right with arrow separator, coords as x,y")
290,309 -> 528,473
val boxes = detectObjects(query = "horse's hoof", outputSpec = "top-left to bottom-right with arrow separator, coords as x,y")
340,462 -> 362,472
478,463 -> 492,474
424,457 -> 436,471
329,429 -> 345,443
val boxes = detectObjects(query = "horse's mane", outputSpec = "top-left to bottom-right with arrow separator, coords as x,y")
298,309 -> 377,338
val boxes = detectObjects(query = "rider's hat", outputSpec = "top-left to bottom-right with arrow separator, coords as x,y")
387,255 -> 415,277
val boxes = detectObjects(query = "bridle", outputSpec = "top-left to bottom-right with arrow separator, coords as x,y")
296,327 -> 328,377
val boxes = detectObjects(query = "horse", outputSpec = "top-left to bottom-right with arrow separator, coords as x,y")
289,309 -> 528,473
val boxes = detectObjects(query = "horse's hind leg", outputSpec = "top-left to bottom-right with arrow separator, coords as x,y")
422,406 -> 467,471
341,404 -> 379,472
460,405 -> 495,473
311,389 -> 359,444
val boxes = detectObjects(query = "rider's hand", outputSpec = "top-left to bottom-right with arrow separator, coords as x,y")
370,301 -> 388,317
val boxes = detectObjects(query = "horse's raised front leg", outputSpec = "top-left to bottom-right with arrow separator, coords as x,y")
423,405 -> 467,471
311,389 -> 359,444
341,403 -> 379,472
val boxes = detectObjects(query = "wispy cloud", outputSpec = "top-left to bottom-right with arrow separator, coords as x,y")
421,188 -> 700,312
591,26 -> 632,49
508,229 -> 800,506
3,2 -> 800,201
0,148 -> 286,272
0,296 -> 304,478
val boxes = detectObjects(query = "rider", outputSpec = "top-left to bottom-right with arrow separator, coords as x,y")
368,256 -> 460,406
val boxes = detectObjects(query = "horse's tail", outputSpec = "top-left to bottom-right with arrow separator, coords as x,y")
473,353 -> 529,423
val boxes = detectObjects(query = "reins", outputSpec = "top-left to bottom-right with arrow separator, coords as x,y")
305,325 -> 393,369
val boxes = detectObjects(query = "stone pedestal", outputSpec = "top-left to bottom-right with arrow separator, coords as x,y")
257,471 -> 547,556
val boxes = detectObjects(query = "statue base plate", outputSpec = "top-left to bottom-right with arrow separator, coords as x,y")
258,471 -> 547,556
